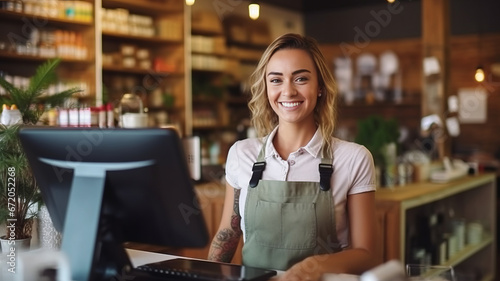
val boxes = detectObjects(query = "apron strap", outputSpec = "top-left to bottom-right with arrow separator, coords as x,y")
319,142 -> 333,191
319,163 -> 333,191
248,138 -> 334,190
249,162 -> 266,188
249,138 -> 268,188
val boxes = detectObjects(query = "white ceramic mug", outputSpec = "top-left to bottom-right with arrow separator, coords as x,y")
15,249 -> 71,281
122,113 -> 148,128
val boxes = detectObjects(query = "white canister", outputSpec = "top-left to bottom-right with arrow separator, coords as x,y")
466,221 -> 484,245
122,113 -> 148,128
119,93 -> 148,128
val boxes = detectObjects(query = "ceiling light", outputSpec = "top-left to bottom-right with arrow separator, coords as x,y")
249,2 -> 260,20
185,0 -> 195,6
475,66 -> 485,82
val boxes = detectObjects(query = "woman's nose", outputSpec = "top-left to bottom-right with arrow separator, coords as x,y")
281,81 -> 297,97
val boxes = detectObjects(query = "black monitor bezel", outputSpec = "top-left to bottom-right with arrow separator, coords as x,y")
19,127 -> 209,281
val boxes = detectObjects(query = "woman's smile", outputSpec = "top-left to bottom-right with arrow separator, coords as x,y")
280,101 -> 303,108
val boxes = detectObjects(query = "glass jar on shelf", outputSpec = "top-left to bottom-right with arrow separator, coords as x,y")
119,93 -> 148,128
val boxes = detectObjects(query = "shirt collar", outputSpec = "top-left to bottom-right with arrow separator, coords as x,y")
264,126 -> 324,159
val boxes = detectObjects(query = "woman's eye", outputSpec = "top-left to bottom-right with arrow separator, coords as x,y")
295,77 -> 308,82
270,78 -> 281,83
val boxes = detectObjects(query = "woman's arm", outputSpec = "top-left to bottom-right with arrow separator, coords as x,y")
207,182 -> 242,263
279,191 -> 379,280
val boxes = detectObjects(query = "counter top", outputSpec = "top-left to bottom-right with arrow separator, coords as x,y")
375,173 -> 495,203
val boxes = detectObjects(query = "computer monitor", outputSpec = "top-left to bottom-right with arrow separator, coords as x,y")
19,127 -> 209,281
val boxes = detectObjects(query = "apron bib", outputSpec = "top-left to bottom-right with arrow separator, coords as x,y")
242,141 -> 341,270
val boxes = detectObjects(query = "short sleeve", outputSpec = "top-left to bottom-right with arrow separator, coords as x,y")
225,142 -> 241,189
348,145 -> 377,195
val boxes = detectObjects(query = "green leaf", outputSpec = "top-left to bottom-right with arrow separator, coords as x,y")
354,115 -> 400,166
0,75 -> 17,97
0,58 -> 82,124
27,58 -> 60,96
0,58 -> 79,238
43,87 -> 82,107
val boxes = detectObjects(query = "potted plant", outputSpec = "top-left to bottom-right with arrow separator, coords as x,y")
0,58 -> 81,250
354,115 -> 400,187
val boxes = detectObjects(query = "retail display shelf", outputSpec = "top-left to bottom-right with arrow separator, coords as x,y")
0,9 -> 93,26
102,31 -> 183,45
102,0 -> 182,15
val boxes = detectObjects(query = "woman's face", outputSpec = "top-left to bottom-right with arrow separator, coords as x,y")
266,48 -> 319,126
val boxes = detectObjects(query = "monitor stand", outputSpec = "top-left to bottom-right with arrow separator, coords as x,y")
39,158 -> 154,281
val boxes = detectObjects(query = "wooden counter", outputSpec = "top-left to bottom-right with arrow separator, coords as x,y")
375,173 -> 496,280
177,174 -> 496,280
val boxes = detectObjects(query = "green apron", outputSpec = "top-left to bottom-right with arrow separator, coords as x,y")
242,141 -> 341,271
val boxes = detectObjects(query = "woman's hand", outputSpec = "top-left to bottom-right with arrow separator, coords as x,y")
278,256 -> 326,281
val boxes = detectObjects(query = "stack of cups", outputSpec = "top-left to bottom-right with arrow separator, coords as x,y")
467,221 -> 484,245
452,219 -> 466,251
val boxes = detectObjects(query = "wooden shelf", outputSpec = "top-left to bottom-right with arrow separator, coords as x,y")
0,9 -> 93,27
102,65 -> 181,76
191,28 -> 224,37
99,0 -> 187,132
102,0 -> 182,15
102,31 -> 183,45
375,173 -> 497,280
418,234 -> 493,280
375,174 -> 495,208
0,52 -> 93,63
191,51 -> 228,57
443,234 -> 493,268
0,3 -> 96,104
0,2 -> 188,130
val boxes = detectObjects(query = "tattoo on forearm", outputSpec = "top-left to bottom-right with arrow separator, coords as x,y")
230,213 -> 240,230
208,191 -> 243,263
208,226 -> 241,262
234,189 -> 241,216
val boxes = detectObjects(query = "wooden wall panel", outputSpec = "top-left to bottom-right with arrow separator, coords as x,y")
449,33 -> 500,157
320,38 -> 423,97
319,33 -> 500,158
319,38 -> 423,142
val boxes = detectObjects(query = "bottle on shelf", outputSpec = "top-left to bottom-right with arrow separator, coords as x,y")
106,103 -> 114,128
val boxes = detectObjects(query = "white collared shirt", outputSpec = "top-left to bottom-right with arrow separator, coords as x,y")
225,127 -> 376,248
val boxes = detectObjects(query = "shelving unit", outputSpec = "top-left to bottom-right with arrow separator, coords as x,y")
0,0 -> 188,132
187,11 -> 271,164
188,11 -> 250,164
376,173 -> 497,280
190,11 -> 229,134
100,0 -> 186,129
0,1 -> 96,104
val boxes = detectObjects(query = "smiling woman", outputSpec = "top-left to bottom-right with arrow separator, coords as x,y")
207,33 -> 379,281
249,33 -> 337,151
265,48 -> 319,139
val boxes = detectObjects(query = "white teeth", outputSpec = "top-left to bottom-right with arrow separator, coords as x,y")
281,102 -> 301,108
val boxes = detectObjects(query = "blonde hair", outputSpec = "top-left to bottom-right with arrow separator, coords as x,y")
248,33 -> 338,150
